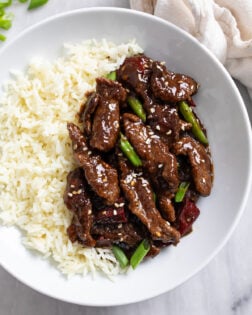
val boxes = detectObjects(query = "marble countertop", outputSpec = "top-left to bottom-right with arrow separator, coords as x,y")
0,1 -> 252,314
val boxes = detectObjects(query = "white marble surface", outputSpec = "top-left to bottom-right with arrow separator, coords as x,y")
0,1 -> 252,314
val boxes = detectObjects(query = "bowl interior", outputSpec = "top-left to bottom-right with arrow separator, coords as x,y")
0,8 -> 251,306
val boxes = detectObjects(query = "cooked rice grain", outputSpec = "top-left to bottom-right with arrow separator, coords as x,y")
0,39 -> 143,277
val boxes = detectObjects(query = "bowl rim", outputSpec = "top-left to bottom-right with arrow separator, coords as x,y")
0,6 -> 252,307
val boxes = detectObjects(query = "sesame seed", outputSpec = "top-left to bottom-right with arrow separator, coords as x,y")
102,178 -> 107,182
118,233 -> 122,236
67,192 -> 73,197
113,121 -> 119,128
150,108 -> 155,113
118,224 -> 122,228
88,210 -> 92,215
166,130 -> 172,135
88,151 -> 92,155
158,164 -> 163,168
119,203 -> 125,207
160,61 -> 166,65
156,125 -> 160,130
114,203 -> 120,208
120,237 -> 124,242
130,180 -> 136,186
70,185 -> 75,188
73,144 -> 78,150
77,189 -> 82,194
156,231 -> 161,237
113,210 -> 117,215
146,138 -> 151,144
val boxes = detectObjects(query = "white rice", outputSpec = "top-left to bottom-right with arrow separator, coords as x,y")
0,39 -> 143,277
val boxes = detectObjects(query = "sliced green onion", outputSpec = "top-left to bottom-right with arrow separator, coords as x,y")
106,70 -> 116,81
179,101 -> 208,145
0,8 -> 5,16
127,96 -> 146,122
130,239 -> 150,269
153,192 -> 157,203
0,17 -> 12,30
0,33 -> 6,41
19,0 -> 28,2
119,133 -> 142,167
0,0 -> 12,8
28,0 -> 48,10
112,245 -> 129,268
175,181 -> 190,202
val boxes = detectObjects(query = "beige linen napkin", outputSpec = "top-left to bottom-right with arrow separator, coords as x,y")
130,0 -> 252,99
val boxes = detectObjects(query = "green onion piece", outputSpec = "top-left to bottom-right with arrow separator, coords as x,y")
106,70 -> 116,81
19,0 -> 28,2
0,8 -> 5,16
179,101 -> 208,145
0,17 -> 12,30
153,192 -> 157,203
119,133 -> 142,167
0,0 -> 12,8
130,239 -> 150,269
28,0 -> 48,10
112,245 -> 129,268
127,96 -> 146,122
175,181 -> 190,202
0,33 -> 6,41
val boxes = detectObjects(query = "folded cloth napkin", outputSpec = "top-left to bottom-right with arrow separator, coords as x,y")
130,0 -> 252,100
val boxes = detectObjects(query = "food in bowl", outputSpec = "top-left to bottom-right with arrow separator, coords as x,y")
0,38 -> 213,277
64,54 -> 213,269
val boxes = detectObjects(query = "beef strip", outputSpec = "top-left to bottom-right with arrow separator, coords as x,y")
117,54 -> 152,97
80,92 -> 100,137
89,78 -> 126,152
172,135 -> 213,196
158,192 -> 176,222
147,103 -> 183,146
94,206 -> 127,224
67,122 -> 120,205
92,222 -> 142,248
119,157 -> 180,244
123,113 -> 179,193
63,167 -> 96,247
151,61 -> 198,102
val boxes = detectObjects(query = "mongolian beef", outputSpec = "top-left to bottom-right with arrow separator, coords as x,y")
64,54 -> 213,269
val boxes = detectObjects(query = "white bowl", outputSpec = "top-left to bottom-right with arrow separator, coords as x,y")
0,7 -> 251,306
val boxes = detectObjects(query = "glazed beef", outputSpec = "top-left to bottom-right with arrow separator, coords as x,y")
89,78 -> 126,152
157,192 -> 176,222
147,103 -> 183,146
172,135 -> 213,196
123,113 -> 179,192
64,168 -> 95,247
92,223 -> 142,248
94,206 -> 127,224
119,157 -> 180,244
117,54 -> 152,97
64,53 -> 213,265
67,122 -> 120,205
150,61 -> 198,102
80,92 -> 100,137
